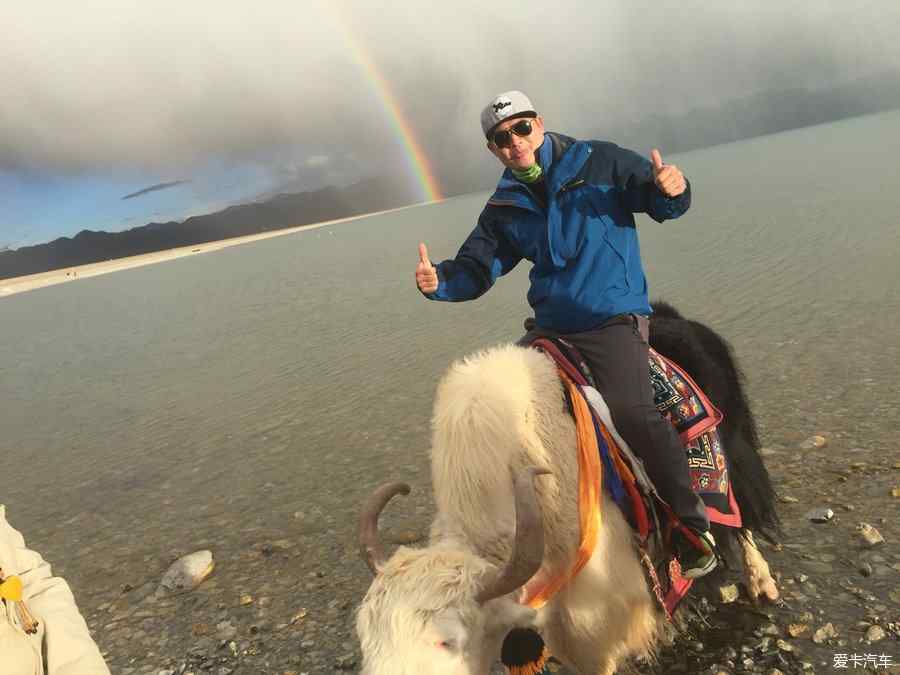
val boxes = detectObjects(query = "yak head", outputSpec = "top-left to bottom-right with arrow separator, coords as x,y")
355,470 -> 549,675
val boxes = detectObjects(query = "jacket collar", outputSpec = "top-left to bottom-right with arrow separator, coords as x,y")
492,132 -> 592,201
489,133 -> 594,269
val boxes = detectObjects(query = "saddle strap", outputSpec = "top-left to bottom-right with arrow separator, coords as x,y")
636,538 -> 673,622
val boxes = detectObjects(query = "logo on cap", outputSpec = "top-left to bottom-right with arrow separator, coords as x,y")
492,98 -> 512,114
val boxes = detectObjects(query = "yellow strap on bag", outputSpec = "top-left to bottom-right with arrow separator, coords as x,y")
0,574 -> 39,634
0,575 -> 23,602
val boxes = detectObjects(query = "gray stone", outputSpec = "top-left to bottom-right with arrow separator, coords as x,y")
159,551 -> 215,594
806,507 -> 834,523
812,622 -> 838,644
857,523 -> 885,547
865,625 -> 886,642
799,435 -> 827,449
335,653 -> 357,670
719,584 -> 740,603
215,621 -> 237,641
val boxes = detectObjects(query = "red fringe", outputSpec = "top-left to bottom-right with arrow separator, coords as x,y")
507,646 -> 549,675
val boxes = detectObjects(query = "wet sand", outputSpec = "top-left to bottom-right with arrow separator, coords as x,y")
72,429 -> 898,675
0,203 -> 421,299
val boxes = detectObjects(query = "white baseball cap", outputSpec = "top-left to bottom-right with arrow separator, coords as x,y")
480,90 -> 537,139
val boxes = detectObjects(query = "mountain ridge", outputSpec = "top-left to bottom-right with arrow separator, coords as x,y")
0,175 -> 422,281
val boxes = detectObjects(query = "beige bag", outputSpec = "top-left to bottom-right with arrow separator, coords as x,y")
0,605 -> 42,675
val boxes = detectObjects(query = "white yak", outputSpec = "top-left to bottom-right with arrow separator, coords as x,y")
357,342 -> 779,675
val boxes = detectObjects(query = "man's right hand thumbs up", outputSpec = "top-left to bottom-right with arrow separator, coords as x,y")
416,242 -> 439,294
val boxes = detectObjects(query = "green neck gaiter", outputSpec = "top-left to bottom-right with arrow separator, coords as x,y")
512,163 -> 543,184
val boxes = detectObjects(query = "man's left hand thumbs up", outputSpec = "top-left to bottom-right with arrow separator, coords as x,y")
650,148 -> 686,197
416,242 -> 439,294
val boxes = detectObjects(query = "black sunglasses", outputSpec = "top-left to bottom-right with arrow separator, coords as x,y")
491,119 -> 534,148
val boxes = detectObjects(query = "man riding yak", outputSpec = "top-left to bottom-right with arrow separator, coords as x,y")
415,90 -> 716,580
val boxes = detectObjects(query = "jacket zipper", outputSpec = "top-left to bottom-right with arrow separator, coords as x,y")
558,178 -> 585,194
489,177 -> 584,211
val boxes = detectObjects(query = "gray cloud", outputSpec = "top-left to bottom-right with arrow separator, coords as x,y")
122,180 -> 191,200
3,0 -> 900,189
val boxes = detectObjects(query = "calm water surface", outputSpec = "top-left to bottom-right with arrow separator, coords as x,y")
1,111 -> 898,606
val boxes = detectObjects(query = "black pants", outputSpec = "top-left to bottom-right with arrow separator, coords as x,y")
519,315 -> 709,533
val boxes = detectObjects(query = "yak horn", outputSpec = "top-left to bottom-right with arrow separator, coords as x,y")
476,467 -> 550,604
359,482 -> 411,574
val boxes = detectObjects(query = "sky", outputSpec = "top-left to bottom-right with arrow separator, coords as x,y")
3,0 -> 900,249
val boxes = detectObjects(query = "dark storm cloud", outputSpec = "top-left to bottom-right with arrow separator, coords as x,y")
122,180 -> 190,200
2,0 -> 899,184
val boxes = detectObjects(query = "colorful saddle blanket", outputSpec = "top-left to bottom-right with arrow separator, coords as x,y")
539,336 -> 741,528
649,348 -> 740,526
531,337 -> 743,615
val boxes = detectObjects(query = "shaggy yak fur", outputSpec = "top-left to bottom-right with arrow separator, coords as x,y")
356,303 -> 781,675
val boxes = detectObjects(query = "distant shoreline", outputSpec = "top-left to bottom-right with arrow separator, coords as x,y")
0,203 -> 425,299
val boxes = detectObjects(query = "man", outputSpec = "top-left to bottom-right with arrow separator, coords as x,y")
414,90 -> 716,579
1,504 -> 110,674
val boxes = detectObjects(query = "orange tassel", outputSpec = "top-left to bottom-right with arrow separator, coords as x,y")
507,646 -> 549,675
522,371 -> 602,610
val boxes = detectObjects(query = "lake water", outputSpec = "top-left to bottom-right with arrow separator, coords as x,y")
1,110 -> 899,670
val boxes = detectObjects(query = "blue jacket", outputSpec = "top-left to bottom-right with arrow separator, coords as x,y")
426,133 -> 691,333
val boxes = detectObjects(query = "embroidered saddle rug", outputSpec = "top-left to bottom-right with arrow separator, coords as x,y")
529,337 -> 743,615
649,349 -> 741,526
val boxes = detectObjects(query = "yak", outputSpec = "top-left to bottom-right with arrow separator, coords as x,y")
356,303 -> 780,675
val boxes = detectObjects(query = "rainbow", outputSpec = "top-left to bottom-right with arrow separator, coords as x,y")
329,8 -> 443,203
